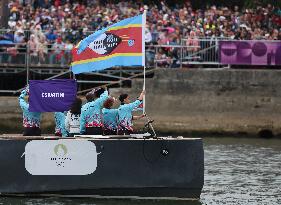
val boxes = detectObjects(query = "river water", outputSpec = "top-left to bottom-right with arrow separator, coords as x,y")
0,137 -> 280,205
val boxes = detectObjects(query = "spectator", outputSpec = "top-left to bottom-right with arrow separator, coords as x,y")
28,34 -> 39,64
186,31 -> 199,52
155,48 -> 171,68
14,30 -> 25,44
45,28 -> 58,44
64,39 -> 73,64
49,37 -> 65,65
37,36 -> 48,64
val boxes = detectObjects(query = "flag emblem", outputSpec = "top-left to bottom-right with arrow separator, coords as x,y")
88,33 -> 122,55
128,39 -> 135,47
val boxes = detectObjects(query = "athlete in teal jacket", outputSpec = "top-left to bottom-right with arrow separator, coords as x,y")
117,90 -> 145,135
80,89 -> 109,134
19,88 -> 42,136
54,112 -> 68,137
102,97 -> 118,135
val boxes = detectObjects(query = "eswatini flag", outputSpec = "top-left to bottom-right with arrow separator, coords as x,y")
71,14 -> 145,74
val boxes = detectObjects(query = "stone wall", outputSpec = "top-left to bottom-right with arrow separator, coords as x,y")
127,69 -> 281,136
1,68 -> 281,136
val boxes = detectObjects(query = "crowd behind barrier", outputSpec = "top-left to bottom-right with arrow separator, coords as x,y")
6,0 -> 281,43
1,0 -> 281,68
0,34 -> 229,68
1,37 -> 281,68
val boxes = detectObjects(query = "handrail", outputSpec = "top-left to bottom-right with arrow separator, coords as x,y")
1,39 -> 281,71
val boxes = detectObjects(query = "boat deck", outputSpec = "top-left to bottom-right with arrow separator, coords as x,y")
0,134 -> 201,140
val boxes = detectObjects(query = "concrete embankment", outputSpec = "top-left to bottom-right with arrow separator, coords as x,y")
1,68 -> 281,137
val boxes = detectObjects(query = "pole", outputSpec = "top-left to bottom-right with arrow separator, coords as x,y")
142,9 -> 147,115
26,43 -> 30,85
143,66 -> 146,115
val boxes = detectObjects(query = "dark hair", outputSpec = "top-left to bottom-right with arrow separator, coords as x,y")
119,93 -> 128,103
85,92 -> 95,102
70,97 -> 82,115
103,97 -> 114,109
95,88 -> 105,98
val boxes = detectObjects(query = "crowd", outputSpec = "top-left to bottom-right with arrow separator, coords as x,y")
19,86 -> 146,136
1,0 -> 281,66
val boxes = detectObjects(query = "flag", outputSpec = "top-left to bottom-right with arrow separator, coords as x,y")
29,79 -> 77,112
71,14 -> 145,74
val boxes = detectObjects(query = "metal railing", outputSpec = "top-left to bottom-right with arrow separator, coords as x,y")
0,28 -> 231,69
2,37 -> 281,71
0,43 -> 204,69
0,45 -> 71,67
181,37 -> 231,66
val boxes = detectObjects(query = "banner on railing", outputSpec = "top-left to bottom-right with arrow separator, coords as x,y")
219,41 -> 281,65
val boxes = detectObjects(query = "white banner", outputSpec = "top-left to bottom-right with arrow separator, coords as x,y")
25,140 -> 97,175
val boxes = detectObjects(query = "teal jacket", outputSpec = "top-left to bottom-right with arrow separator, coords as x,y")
19,89 -> 41,128
80,91 -> 109,134
117,99 -> 142,131
102,108 -> 118,131
54,112 -> 68,137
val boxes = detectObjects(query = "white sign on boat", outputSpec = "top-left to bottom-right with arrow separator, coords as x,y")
25,139 -> 97,175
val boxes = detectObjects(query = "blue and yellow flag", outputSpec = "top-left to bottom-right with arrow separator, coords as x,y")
71,14 -> 145,74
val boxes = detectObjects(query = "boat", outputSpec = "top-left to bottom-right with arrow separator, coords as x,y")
0,134 -> 204,200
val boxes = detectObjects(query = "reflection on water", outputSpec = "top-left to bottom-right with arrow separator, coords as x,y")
201,137 -> 281,205
0,137 -> 280,205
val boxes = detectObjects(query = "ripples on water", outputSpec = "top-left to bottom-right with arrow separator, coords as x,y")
202,137 -> 281,205
0,137 -> 280,205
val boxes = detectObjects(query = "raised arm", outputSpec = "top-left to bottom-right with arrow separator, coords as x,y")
132,114 -> 145,120
19,89 -> 29,111
126,90 -> 145,111
138,90 -> 145,101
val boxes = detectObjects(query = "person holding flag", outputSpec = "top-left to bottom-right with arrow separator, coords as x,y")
19,87 -> 42,136
80,87 -> 109,135
117,90 -> 146,135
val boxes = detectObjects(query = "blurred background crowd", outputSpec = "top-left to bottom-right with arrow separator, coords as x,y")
0,0 -> 280,66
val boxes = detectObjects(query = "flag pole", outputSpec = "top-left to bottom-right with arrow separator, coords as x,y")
142,9 -> 147,115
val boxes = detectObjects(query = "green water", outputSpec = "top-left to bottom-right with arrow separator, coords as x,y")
0,137 -> 280,205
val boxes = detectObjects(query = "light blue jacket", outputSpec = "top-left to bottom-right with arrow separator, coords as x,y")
19,89 -> 41,128
54,112 -> 68,137
80,90 -> 109,134
102,108 -> 118,131
81,101 -> 91,113
118,99 -> 142,131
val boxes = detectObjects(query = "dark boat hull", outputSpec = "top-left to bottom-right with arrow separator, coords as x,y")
0,137 -> 204,200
